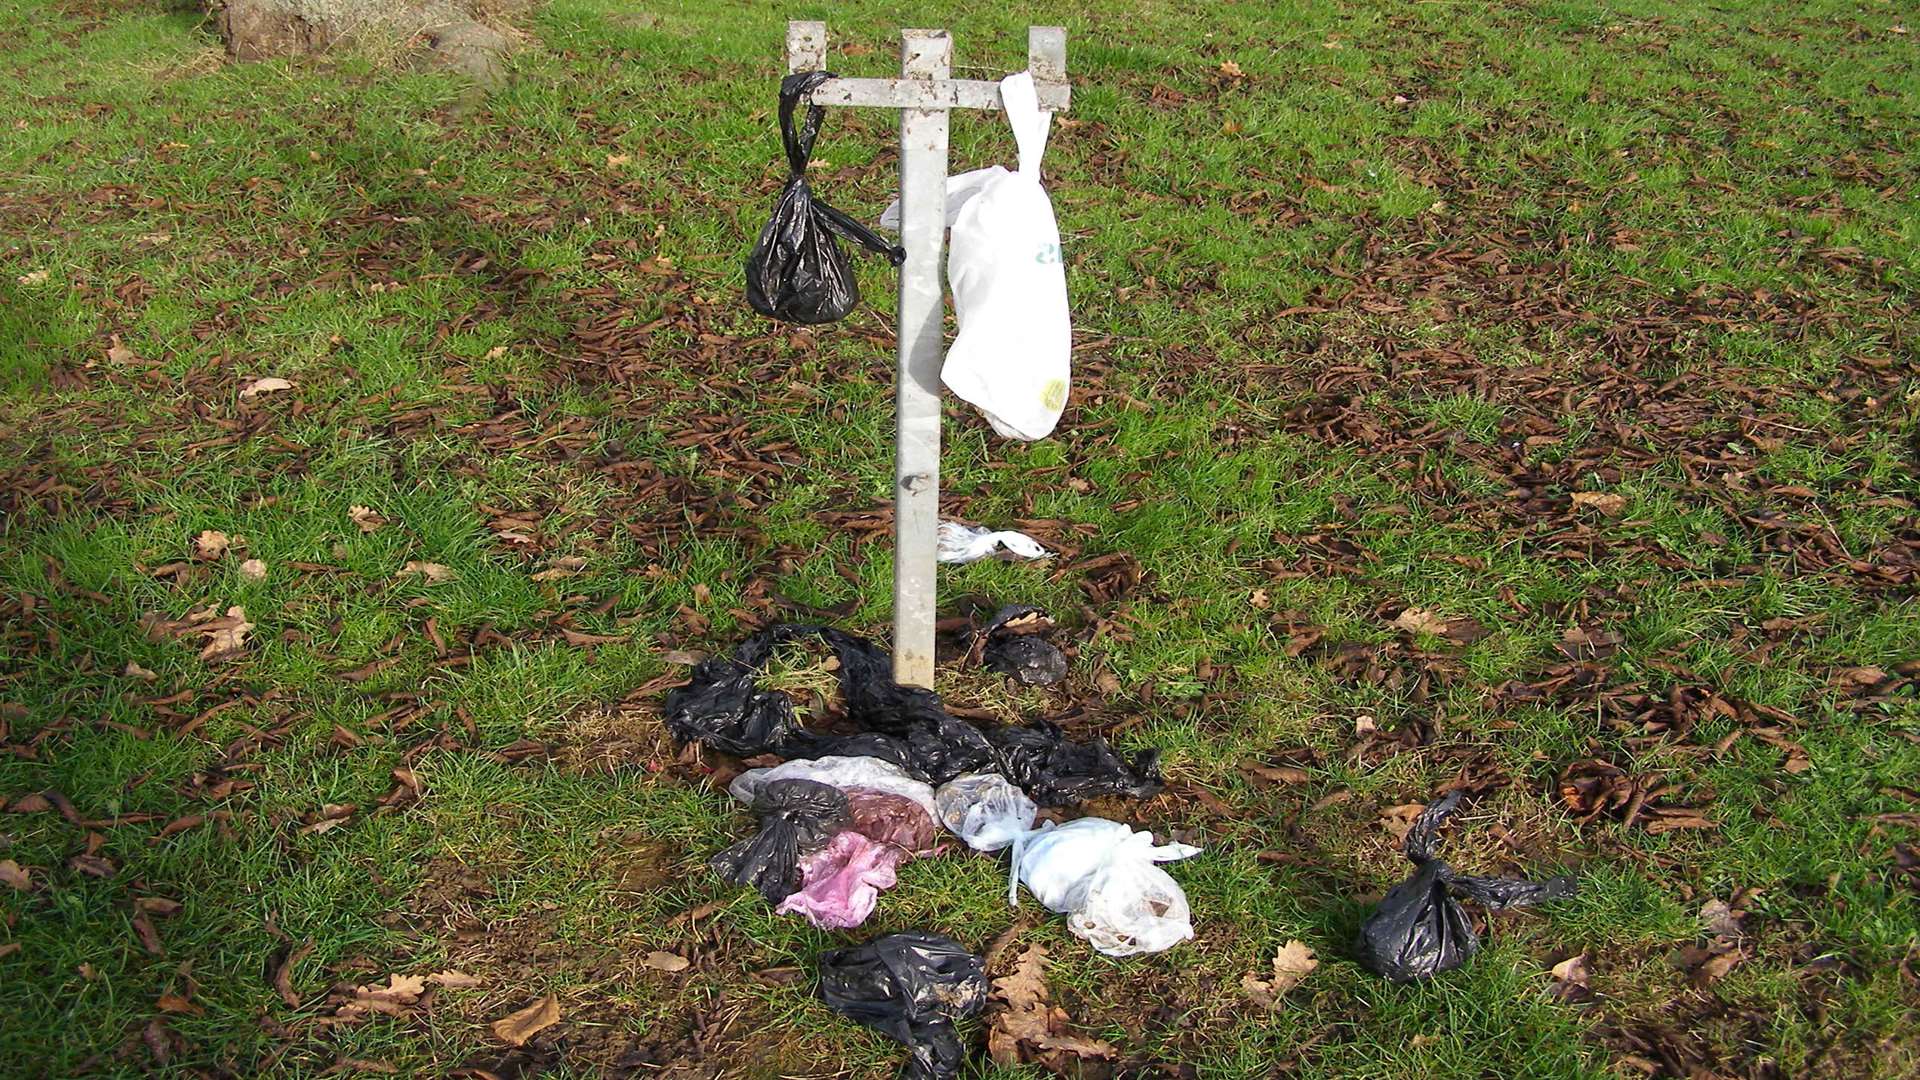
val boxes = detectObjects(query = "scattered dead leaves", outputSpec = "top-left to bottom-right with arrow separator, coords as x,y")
349,505 -> 386,533
192,530 -> 231,560
1547,954 -> 1591,1002
491,994 -> 561,1046
397,561 -> 455,583
1571,490 -> 1630,516
333,973 -> 427,1019
641,951 -> 690,973
143,604 -> 252,662
0,860 -> 30,889
239,377 -> 294,400
239,558 -> 268,581
1242,940 -> 1319,1011
987,944 -> 1118,1069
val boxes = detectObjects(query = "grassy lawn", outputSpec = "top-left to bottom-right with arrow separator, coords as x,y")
2,0 -> 1916,1076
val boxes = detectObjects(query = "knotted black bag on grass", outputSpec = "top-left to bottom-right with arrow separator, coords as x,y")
1355,791 -> 1578,981
709,778 -> 849,903
819,931 -> 988,1080
745,71 -> 905,324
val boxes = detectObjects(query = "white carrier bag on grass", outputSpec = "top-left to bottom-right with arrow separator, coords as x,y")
880,71 -> 1071,441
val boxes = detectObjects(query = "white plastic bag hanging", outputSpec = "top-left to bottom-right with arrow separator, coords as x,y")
1011,818 -> 1201,957
881,72 -> 1070,441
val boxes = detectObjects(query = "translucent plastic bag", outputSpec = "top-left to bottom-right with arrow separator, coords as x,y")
1012,818 -> 1201,957
729,755 -> 939,822
934,773 -> 1036,853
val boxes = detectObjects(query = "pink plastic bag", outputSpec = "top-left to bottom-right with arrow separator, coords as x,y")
845,788 -> 939,856
776,830 -> 903,929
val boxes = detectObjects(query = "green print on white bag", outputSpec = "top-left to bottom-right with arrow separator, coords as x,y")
1034,242 -> 1063,265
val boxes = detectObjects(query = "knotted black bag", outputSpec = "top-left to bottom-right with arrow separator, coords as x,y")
745,71 -> 905,324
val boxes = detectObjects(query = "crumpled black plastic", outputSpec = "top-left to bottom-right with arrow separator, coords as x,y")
1355,791 -> 1578,981
978,605 -> 1068,687
986,720 -> 1163,807
709,778 -> 850,903
663,624 -> 1164,801
745,71 -> 905,325
662,624 -> 997,785
818,931 -> 988,1080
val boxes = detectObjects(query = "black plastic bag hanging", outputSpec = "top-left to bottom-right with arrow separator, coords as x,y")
1355,792 -> 1578,981
818,931 -> 989,1080
709,778 -> 850,903
745,71 -> 905,325
986,721 -> 1163,807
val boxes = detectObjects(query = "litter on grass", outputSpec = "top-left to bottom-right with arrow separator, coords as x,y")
708,778 -> 849,904
1355,791 -> 1579,981
936,521 -> 1053,564
1013,818 -> 1202,957
935,773 -> 1037,853
777,830 -> 904,930
745,72 -> 905,324
729,754 -> 939,823
818,931 -> 989,1080
974,605 -> 1068,687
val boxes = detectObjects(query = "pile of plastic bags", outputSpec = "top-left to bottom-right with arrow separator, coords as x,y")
665,624 -> 1192,953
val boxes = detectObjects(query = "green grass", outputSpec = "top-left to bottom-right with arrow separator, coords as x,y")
1,0 -> 1916,1076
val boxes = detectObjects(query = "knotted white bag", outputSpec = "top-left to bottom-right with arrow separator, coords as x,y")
879,72 -> 1070,441
934,772 -> 1037,852
1011,818 -> 1202,957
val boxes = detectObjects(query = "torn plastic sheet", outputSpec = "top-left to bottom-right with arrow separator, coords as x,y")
664,625 -> 1162,805
937,521 -> 1053,564
662,625 -> 997,785
986,721 -> 1162,807
1355,792 -> 1578,981
818,931 -> 989,1080
975,605 -> 1068,687
708,778 -> 849,904
1012,818 -> 1202,957
777,829 -> 904,929
729,755 -> 940,823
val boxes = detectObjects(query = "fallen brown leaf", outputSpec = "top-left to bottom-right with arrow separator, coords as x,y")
1392,607 -> 1451,636
70,854 -> 116,878
1548,954 -> 1591,1001
1571,491 -> 1629,516
156,992 -> 202,1015
239,377 -> 294,400
0,943 -> 19,959
428,970 -> 483,989
197,606 -> 253,662
642,951 -> 690,973
123,661 -> 158,681
349,506 -> 386,533
192,530 -> 231,561
239,558 -> 268,582
1243,940 -> 1319,1011
9,793 -> 52,813
0,860 -> 30,889
987,944 -> 1117,1068
135,897 -> 183,916
274,939 -> 316,1008
1379,803 -> 1426,841
397,561 -> 454,583
491,995 -> 561,1046
1240,761 -> 1311,785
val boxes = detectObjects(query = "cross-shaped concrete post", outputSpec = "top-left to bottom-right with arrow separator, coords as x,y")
785,21 -> 1070,688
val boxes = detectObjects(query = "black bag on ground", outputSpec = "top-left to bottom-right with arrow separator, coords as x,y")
986,721 -> 1163,807
977,604 -> 1069,687
745,71 -> 905,324
818,931 -> 989,1080
709,778 -> 850,903
1355,791 -> 1578,981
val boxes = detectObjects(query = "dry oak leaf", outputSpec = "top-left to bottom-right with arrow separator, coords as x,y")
338,973 -> 426,1018
239,377 -> 294,400
124,661 -> 158,680
348,506 -> 386,533
428,971 -> 484,989
492,994 -> 561,1046
397,561 -> 454,583
192,531 -> 231,561
1570,491 -> 1629,516
156,992 -> 203,1016
987,944 -> 1117,1068
198,607 -> 252,661
1243,940 -> 1319,1011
